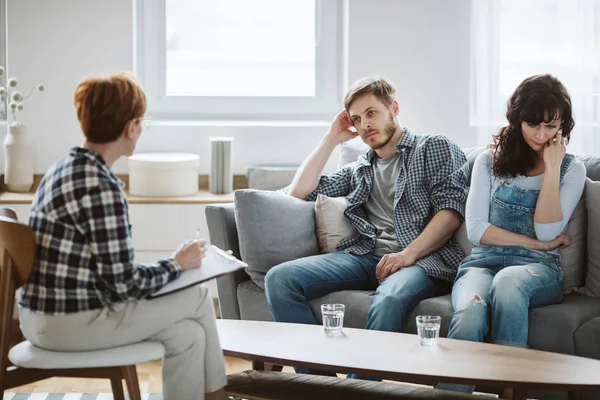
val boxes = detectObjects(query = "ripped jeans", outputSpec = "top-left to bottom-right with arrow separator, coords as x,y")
447,248 -> 565,348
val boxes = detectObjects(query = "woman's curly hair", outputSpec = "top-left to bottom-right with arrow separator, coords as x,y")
491,74 -> 574,177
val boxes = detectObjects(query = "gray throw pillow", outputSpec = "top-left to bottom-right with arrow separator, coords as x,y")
580,179 -> 600,296
234,189 -> 320,289
559,195 -> 587,294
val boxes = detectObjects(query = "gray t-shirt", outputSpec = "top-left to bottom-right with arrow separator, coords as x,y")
363,153 -> 403,256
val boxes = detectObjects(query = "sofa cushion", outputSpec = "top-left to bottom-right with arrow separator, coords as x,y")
315,195 -> 358,253
559,196 -> 587,293
574,315 -> 600,359
578,155 -> 600,181
580,179 -> 600,296
237,280 -> 275,321
236,278 -> 600,358
234,190 -> 320,289
528,294 -> 600,356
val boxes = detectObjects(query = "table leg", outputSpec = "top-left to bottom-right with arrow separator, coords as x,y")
568,391 -> 583,400
252,361 -> 265,371
512,387 -> 527,400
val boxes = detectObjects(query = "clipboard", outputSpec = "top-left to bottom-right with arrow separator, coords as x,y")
150,245 -> 247,299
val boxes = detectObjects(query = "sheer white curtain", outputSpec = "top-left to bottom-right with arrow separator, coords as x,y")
470,0 -> 600,155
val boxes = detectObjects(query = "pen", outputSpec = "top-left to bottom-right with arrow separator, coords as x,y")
196,228 -> 201,240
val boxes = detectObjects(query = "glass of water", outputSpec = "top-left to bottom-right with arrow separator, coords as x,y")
416,315 -> 441,346
321,304 -> 345,334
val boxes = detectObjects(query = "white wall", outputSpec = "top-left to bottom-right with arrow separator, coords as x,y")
4,0 -> 475,174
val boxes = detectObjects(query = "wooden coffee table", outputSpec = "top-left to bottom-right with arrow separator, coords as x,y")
217,319 -> 600,400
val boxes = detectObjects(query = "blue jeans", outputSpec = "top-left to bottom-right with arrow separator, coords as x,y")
264,251 -> 441,378
437,250 -> 565,393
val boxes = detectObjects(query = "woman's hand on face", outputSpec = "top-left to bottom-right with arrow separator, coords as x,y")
542,134 -> 567,170
173,239 -> 206,271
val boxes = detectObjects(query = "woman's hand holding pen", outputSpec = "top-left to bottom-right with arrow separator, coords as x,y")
173,235 -> 206,271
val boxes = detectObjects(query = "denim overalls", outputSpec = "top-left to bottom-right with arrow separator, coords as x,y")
446,155 -> 572,348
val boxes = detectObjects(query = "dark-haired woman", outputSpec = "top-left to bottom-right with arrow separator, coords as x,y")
445,74 -> 586,359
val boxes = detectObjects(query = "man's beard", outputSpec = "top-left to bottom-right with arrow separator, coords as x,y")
369,116 -> 397,150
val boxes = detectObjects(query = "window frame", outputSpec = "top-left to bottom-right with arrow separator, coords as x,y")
469,0 -> 600,129
134,0 -> 347,122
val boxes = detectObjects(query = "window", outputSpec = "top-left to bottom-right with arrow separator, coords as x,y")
135,0 -> 347,121
470,0 -> 600,154
0,0 -> 6,121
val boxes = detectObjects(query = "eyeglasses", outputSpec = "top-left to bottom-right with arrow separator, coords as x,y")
139,116 -> 152,131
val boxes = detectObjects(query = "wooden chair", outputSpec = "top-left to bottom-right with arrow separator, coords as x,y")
0,208 -> 163,399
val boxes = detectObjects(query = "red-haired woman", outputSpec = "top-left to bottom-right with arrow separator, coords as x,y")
18,72 -> 227,400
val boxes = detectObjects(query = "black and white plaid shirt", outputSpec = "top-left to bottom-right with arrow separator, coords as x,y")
306,128 -> 469,282
19,147 -> 182,315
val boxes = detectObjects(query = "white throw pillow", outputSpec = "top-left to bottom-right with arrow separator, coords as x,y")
314,195 -> 358,253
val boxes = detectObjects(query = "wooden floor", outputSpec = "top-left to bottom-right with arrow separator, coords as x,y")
11,357 -> 296,393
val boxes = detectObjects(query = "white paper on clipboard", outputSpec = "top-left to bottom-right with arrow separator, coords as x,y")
150,245 -> 247,298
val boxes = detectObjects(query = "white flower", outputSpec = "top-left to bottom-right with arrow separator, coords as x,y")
37,84 -> 44,92
10,91 -> 22,102
7,78 -> 17,88
0,87 -> 5,96
17,104 -> 23,111
9,101 -> 17,110
0,67 -> 4,77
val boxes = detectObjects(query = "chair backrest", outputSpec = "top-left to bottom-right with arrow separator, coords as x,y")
0,208 -> 36,381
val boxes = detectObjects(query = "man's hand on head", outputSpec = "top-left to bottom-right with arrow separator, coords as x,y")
326,110 -> 359,145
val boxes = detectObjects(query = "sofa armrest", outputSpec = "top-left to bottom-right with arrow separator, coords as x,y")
205,202 -> 248,320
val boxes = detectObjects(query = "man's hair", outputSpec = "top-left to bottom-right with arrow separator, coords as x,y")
343,76 -> 396,110
74,72 -> 147,144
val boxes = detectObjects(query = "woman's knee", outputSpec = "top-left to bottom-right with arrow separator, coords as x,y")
490,267 -> 527,301
449,297 -> 489,338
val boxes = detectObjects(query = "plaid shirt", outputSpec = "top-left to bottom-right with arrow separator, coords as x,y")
307,128 -> 469,282
19,147 -> 182,315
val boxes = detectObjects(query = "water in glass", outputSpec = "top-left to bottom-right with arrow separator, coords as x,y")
416,315 -> 441,346
321,304 -> 345,333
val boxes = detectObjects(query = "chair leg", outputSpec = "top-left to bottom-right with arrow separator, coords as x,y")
123,365 -> 143,400
110,376 -> 126,400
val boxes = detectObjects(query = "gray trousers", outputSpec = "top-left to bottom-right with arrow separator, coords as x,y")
19,284 -> 227,400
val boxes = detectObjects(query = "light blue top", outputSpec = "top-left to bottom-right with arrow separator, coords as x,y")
466,150 -> 586,245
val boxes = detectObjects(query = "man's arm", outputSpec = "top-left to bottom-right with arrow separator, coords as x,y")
289,135 -> 340,199
377,136 -> 468,282
289,110 -> 359,200
376,209 -> 460,282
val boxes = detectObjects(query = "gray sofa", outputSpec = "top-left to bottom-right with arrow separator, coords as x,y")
206,143 -> 600,400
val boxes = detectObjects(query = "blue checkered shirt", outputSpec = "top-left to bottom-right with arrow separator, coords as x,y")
19,147 -> 182,315
306,128 -> 469,282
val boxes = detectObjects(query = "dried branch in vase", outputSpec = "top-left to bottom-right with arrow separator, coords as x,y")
0,66 -> 45,124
